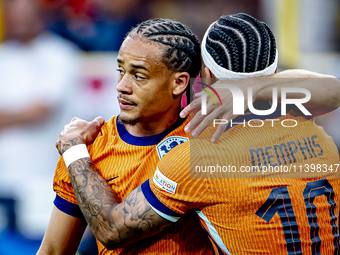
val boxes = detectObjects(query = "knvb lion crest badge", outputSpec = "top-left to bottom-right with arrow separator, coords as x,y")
156,136 -> 189,159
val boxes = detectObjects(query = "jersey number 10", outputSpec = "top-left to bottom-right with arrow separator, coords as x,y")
255,179 -> 339,255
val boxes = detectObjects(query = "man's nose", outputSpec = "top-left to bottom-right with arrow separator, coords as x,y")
116,75 -> 132,94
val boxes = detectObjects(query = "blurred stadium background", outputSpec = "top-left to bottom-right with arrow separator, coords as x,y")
0,0 -> 339,254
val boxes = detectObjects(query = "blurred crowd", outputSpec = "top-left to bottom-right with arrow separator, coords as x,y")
0,0 -> 80,244
41,0 -> 149,51
0,0 -> 339,254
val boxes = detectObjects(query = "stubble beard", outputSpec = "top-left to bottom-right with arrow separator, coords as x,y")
118,115 -> 142,126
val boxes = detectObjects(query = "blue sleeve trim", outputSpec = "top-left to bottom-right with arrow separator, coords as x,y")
54,194 -> 84,218
141,180 -> 182,217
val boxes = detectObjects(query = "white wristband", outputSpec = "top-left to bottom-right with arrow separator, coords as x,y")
62,144 -> 90,168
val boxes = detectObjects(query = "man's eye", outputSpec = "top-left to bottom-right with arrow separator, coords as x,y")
116,69 -> 124,75
134,74 -> 144,80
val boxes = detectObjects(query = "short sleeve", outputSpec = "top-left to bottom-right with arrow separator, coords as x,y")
142,142 -> 209,220
53,156 -> 83,217
52,120 -> 111,218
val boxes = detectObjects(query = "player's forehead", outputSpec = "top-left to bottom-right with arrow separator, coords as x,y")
117,36 -> 166,72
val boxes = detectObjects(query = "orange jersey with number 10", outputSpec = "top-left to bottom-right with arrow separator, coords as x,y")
143,113 -> 340,255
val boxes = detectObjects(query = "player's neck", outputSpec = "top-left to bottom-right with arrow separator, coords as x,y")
125,109 -> 181,137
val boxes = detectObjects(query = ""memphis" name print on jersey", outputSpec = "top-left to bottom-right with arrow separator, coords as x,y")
250,135 -> 323,169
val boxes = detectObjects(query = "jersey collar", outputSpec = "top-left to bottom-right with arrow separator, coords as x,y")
116,115 -> 187,146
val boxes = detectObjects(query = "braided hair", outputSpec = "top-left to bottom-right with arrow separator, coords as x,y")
127,19 -> 201,105
205,13 -> 276,73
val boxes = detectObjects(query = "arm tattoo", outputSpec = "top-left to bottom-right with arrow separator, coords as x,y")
68,158 -> 172,248
61,137 -> 85,154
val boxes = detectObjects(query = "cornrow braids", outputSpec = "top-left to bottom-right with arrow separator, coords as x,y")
235,13 -> 270,71
261,21 -> 276,66
127,18 -> 201,105
207,29 -> 240,71
205,13 -> 276,73
219,15 -> 258,72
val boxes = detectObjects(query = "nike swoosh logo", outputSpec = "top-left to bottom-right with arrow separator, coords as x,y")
106,176 -> 119,182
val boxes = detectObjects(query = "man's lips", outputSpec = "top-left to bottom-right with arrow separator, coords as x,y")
118,98 -> 137,109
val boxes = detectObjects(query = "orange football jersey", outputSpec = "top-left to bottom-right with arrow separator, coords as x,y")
143,112 -> 340,255
53,116 -> 213,254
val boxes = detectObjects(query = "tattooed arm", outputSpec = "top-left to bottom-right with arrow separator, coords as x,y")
57,118 -> 173,249
65,156 -> 173,249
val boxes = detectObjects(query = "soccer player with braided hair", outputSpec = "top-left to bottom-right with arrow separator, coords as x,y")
38,15 -> 340,254
140,14 -> 339,253
38,18 -> 214,255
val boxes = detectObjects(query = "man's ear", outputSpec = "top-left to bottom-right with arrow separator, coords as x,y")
172,72 -> 190,96
204,67 -> 216,85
